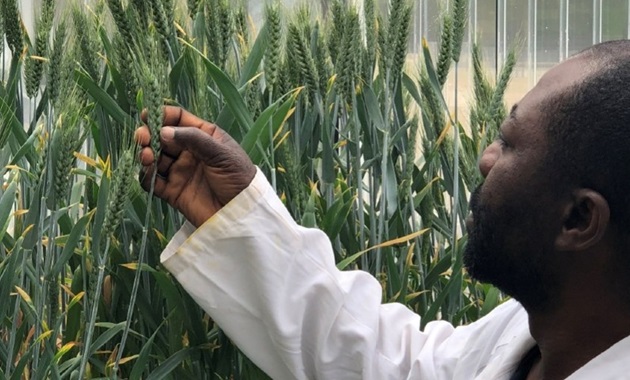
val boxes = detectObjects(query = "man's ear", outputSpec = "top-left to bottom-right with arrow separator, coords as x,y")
555,189 -> 610,251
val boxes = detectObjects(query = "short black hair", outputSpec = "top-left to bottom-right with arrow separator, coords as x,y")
544,40 -> 630,232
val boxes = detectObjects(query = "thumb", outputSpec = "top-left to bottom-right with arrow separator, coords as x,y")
163,126 -> 232,166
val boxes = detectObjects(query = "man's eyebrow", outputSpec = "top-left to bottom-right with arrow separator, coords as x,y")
509,104 -> 518,119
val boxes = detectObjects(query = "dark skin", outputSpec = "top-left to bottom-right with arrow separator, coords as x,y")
138,57 -> 630,379
478,55 -> 630,379
135,106 -> 256,228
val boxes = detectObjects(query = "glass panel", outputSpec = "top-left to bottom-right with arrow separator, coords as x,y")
601,0 -> 628,41
568,0 -> 595,56
536,0 -> 560,80
504,0 -> 532,107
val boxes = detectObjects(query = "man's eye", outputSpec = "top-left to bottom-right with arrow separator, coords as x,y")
497,132 -> 509,148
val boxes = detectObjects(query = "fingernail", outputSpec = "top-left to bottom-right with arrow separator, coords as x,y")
161,127 -> 174,142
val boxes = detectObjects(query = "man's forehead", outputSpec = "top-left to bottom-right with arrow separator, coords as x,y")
511,56 -> 596,122
538,55 -> 598,92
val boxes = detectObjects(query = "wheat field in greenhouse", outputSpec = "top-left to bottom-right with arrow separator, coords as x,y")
0,0 -> 517,378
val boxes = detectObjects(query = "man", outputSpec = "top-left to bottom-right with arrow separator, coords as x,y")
135,40 -> 630,379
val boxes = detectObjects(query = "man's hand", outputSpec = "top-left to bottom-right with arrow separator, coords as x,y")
135,106 -> 256,227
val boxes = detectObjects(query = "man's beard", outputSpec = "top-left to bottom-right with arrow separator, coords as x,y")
463,186 -> 557,312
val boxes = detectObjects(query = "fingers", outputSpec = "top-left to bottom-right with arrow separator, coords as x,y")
140,106 -> 210,129
138,165 -> 168,195
136,126 -> 182,169
135,126 -> 151,146
168,127 -> 228,165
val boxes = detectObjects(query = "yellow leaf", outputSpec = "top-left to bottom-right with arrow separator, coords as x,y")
153,228 -> 168,245
13,209 -> 28,216
120,263 -> 156,272
405,243 -> 416,268
35,330 -> 53,344
4,165 -> 25,172
360,228 -> 430,254
68,292 -> 85,309
55,342 -> 77,362
274,131 -> 291,150
14,286 -> 33,305
107,354 -> 138,367
422,37 -> 429,49
174,21 -> 187,37
74,152 -> 99,168
29,55 -> 48,62
436,120 -> 452,147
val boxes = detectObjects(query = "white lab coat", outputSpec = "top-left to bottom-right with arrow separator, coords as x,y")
161,169 -> 630,379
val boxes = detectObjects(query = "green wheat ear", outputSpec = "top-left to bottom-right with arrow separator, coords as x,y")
288,23 -> 319,102
47,21 -> 67,107
335,8 -> 361,107
451,0 -> 468,62
102,148 -> 136,237
24,0 -> 54,98
264,2 -> 282,94
2,0 -> 22,55
436,13 -> 454,88
188,0 -> 200,18
362,0 -> 377,82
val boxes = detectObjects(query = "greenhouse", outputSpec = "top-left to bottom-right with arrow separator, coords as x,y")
2,0 -> 630,379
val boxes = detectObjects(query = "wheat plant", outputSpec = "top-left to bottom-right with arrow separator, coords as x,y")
0,0 -> 516,378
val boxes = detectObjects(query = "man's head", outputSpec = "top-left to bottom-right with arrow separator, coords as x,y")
463,40 -> 630,312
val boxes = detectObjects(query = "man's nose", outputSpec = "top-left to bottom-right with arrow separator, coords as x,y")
478,142 -> 500,178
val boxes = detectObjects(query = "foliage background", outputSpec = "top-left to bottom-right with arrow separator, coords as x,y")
0,0 -> 516,378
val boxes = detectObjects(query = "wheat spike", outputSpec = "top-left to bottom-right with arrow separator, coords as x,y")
436,14 -> 453,88
363,0 -> 376,81
188,0 -> 199,18
72,7 -> 100,80
335,9 -> 360,106
264,3 -> 282,94
107,0 -> 136,51
143,67 -> 163,157
219,0 -> 233,68
2,0 -> 22,55
47,22 -> 69,108
235,5 -> 249,46
328,1 -> 344,65
51,106 -> 83,207
102,149 -> 136,237
488,49 -> 517,127
288,23 -> 319,101
390,3 -> 412,85
451,0 -> 468,62
25,0 -> 54,98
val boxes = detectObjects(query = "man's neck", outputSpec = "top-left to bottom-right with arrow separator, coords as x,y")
526,291 -> 630,380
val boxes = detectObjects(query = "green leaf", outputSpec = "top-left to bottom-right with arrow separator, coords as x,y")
49,212 -> 92,276
88,322 -> 125,357
480,286 -> 502,317
0,181 -> 18,244
216,25 -> 269,130
75,69 -> 135,128
422,270 -> 463,328
0,95 -> 32,165
129,328 -> 159,380
0,237 -> 22,320
301,185 -> 318,228
146,348 -> 193,380
182,40 -> 254,132
321,190 -> 355,241
243,89 -> 299,165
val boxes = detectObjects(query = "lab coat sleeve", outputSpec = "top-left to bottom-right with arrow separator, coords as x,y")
160,169 -> 474,379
